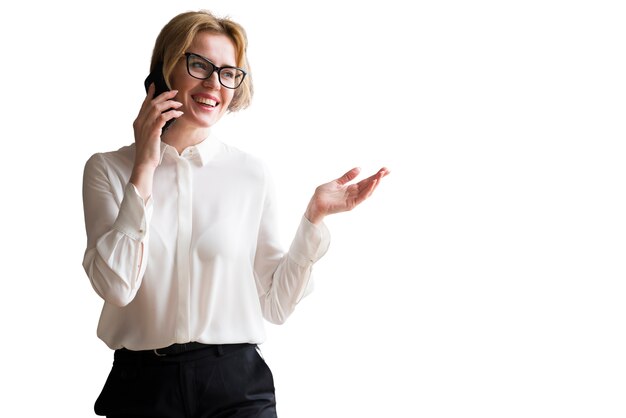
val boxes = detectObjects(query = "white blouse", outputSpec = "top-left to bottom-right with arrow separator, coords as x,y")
82,134 -> 330,350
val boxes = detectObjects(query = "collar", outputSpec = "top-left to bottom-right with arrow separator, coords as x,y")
158,133 -> 221,167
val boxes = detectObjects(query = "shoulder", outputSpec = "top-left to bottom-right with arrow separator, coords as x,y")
83,144 -> 135,178
85,144 -> 134,167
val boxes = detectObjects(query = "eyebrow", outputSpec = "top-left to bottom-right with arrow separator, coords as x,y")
187,52 -> 238,69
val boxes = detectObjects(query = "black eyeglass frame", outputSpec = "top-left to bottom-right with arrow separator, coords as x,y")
184,52 -> 247,89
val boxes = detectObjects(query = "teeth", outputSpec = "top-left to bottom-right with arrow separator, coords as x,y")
195,97 -> 217,107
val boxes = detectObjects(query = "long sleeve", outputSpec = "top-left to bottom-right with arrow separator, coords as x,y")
253,170 -> 330,324
82,153 -> 153,307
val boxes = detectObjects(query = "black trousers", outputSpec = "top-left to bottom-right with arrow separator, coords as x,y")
94,343 -> 277,418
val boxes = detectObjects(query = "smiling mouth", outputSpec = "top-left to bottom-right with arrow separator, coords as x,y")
193,96 -> 219,107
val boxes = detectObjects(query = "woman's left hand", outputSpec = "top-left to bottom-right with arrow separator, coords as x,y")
305,167 -> 390,224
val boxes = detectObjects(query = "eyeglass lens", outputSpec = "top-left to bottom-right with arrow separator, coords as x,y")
187,54 -> 245,88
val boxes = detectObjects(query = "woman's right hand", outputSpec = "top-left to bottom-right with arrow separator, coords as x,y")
130,83 -> 183,200
132,83 -> 183,169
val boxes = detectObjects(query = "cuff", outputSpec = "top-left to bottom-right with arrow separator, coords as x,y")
288,215 -> 331,266
112,183 -> 152,241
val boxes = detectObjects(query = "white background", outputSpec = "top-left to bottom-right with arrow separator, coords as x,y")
1,0 -> 625,417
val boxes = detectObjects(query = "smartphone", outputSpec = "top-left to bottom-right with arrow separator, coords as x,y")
144,62 -> 175,131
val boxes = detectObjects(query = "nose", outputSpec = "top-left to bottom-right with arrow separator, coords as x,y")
202,71 -> 221,89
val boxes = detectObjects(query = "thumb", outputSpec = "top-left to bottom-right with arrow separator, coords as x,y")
336,167 -> 361,185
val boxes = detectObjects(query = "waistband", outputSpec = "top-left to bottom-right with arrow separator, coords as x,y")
115,342 -> 254,361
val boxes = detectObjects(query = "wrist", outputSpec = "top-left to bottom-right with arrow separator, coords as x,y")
130,164 -> 156,202
305,201 -> 324,225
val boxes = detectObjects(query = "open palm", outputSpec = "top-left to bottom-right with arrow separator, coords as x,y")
305,167 -> 390,224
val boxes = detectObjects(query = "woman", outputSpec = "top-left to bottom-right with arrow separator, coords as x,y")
82,10 -> 389,417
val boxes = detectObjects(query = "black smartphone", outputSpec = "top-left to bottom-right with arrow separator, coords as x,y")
144,62 -> 175,131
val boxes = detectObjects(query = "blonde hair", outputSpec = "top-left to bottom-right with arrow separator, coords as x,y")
150,10 -> 253,111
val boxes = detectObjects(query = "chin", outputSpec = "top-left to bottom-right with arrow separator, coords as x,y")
188,114 -> 218,129
205,115 -> 225,127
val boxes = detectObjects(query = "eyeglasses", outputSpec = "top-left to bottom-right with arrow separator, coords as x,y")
184,52 -> 247,89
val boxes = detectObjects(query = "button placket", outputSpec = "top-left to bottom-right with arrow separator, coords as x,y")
175,156 -> 193,342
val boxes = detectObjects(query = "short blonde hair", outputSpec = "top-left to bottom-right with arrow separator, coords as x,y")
150,10 -> 253,111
